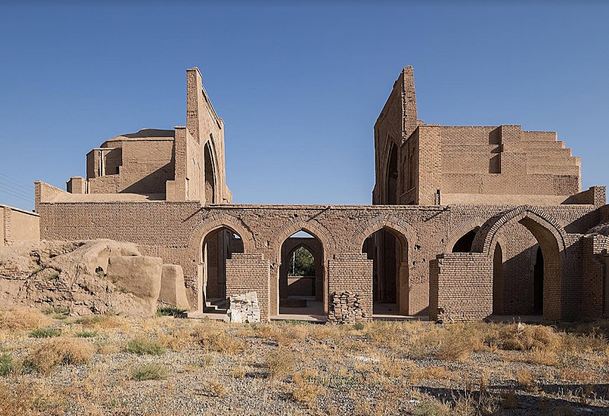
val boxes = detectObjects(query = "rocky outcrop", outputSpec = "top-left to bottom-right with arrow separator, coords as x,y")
0,239 -> 176,317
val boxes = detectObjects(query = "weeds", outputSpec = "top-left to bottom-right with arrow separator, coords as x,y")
131,363 -> 168,381
203,379 -> 227,397
267,348 -> 296,381
75,330 -> 97,338
0,308 -> 52,330
126,337 -> 166,356
157,307 -> 187,318
0,353 -> 14,376
30,327 -> 61,338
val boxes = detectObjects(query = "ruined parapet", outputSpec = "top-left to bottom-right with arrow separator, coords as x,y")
328,291 -> 368,324
227,292 -> 260,323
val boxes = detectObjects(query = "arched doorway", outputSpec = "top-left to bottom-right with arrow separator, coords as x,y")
488,217 -> 562,319
201,226 -> 243,313
204,141 -> 216,204
276,231 -> 325,317
362,226 -> 409,315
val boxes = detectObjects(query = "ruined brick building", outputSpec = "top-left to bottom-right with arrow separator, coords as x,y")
33,67 -> 609,322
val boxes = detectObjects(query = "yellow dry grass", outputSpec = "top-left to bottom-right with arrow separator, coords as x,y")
23,337 -> 95,374
0,308 -> 52,331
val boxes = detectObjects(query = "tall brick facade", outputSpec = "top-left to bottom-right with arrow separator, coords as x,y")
27,66 -> 609,322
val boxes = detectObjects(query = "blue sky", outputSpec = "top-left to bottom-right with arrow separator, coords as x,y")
1,1 -> 608,210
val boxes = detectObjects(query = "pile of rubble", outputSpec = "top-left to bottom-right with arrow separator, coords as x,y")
227,292 -> 261,323
328,291 -> 368,324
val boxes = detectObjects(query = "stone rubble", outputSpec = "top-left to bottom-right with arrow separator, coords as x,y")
328,291 -> 368,324
227,292 -> 261,323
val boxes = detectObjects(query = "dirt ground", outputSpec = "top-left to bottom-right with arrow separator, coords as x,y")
1,308 -> 608,415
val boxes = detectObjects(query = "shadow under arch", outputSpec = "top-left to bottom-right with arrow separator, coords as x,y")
472,207 -> 567,320
356,218 -> 414,316
203,141 -> 218,204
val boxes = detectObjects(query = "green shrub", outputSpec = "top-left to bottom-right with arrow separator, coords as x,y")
157,307 -> 187,318
126,338 -> 166,356
75,330 -> 97,338
131,363 -> 168,381
0,353 -> 14,376
29,327 -> 61,338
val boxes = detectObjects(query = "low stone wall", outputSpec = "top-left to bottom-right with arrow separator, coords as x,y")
328,291 -> 368,324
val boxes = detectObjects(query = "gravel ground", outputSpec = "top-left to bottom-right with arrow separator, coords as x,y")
1,310 -> 608,415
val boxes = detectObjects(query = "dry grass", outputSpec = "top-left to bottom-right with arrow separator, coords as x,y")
23,337 -> 94,374
73,314 -> 127,330
125,337 -> 166,356
266,347 -> 296,381
0,311 -> 607,415
291,370 -> 322,408
203,379 -> 228,397
515,369 -> 536,391
0,308 -> 52,331
0,380 -> 67,416
195,327 -> 244,354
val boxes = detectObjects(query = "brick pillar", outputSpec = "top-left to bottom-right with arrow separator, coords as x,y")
226,253 -> 270,321
328,253 -> 373,318
431,253 -> 492,321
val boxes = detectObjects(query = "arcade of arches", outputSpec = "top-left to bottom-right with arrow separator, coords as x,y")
36,66 -> 609,323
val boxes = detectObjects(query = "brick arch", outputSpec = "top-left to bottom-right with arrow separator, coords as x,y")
204,141 -> 220,204
472,206 -> 567,320
188,213 -> 256,261
186,214 -> 256,313
352,216 -> 416,315
285,241 -> 322,263
471,207 -> 567,256
445,220 -> 483,253
270,220 -> 335,263
351,216 -> 417,254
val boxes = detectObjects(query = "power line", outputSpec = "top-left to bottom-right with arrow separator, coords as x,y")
0,179 -> 33,200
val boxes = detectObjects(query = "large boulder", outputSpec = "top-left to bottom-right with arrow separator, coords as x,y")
159,264 -> 190,310
107,256 -> 163,315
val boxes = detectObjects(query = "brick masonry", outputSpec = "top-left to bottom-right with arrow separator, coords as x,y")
27,66 -> 609,322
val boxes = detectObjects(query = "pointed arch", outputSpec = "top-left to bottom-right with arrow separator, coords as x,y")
472,207 -> 567,320
273,226 -> 327,317
204,141 -> 218,204
472,207 -> 567,256
385,142 -> 398,204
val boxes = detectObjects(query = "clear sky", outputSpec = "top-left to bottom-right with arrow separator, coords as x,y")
1,1 -> 608,211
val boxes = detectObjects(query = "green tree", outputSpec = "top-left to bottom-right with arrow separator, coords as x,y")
289,246 -> 315,276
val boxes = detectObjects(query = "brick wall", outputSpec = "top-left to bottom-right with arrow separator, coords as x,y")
430,253 -> 492,321
328,253 -> 373,318
226,253 -> 270,320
